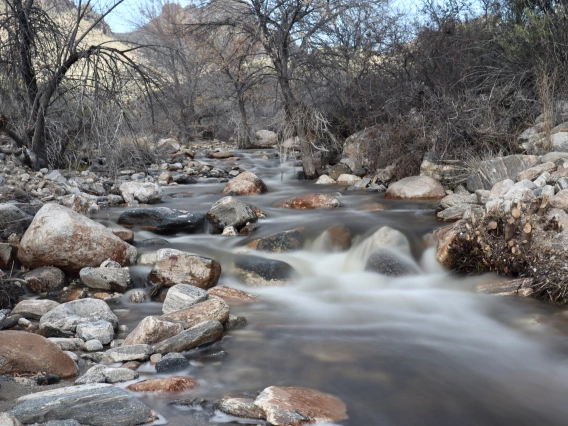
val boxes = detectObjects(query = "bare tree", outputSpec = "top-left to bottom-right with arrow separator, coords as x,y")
0,0 -> 156,167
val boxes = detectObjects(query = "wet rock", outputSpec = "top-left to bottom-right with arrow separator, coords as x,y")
18,204 -> 137,273
434,220 -> 464,268
85,339 -> 103,352
76,365 -> 139,385
222,226 -> 238,236
254,386 -> 348,426
223,171 -> 267,195
149,249 -> 221,289
7,384 -> 157,426
336,174 -> 361,185
117,208 -> 205,234
22,266 -> 66,294
119,182 -> 162,204
385,176 -> 445,199
79,262 -> 131,292
127,376 -> 198,392
440,193 -> 478,208
152,320 -> 223,354
315,175 -> 336,184
274,193 -> 342,209
208,286 -> 261,304
167,296 -> 230,328
320,225 -> 352,252
251,229 -> 304,252
0,331 -> 78,378
365,248 -> 419,277
111,229 -> 134,243
466,155 -> 540,191
123,316 -> 184,346
215,393 -> 265,420
235,255 -> 294,286
11,299 -> 59,320
224,315 -> 247,330
39,298 -> 118,337
206,196 -> 258,233
162,284 -> 209,314
76,320 -> 114,345
134,237 -> 170,247
209,151 -> 233,159
101,344 -> 153,363
155,352 -> 190,373
121,361 -> 141,370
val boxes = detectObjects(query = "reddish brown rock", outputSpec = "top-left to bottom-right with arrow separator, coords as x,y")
223,171 -> 268,195
384,176 -> 445,200
126,376 -> 198,392
167,296 -> 230,327
274,193 -> 342,209
121,361 -> 141,370
0,330 -> 77,378
111,229 -> 134,243
123,315 -> 184,346
254,386 -> 348,426
216,394 -> 266,420
324,225 -> 352,251
149,249 -> 221,289
208,151 -> 233,159
17,204 -> 137,273
208,286 -> 261,304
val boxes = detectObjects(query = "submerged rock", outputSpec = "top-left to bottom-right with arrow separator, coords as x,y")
365,248 -> 419,277
274,193 -> 342,209
235,255 -> 294,286
18,204 -> 137,273
127,376 -> 198,392
208,286 -> 261,304
249,229 -> 304,252
155,352 -> 190,373
0,331 -> 77,378
7,384 -> 157,426
215,393 -> 265,420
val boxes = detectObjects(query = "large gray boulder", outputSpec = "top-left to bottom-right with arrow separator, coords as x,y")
206,196 -> 258,233
79,261 -> 131,292
162,284 -> 208,314
149,249 -> 221,289
466,155 -> 540,191
7,384 -> 157,426
17,204 -> 137,273
117,207 -> 205,234
39,298 -> 118,337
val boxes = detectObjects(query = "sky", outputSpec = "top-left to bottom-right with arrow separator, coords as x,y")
103,0 -> 191,33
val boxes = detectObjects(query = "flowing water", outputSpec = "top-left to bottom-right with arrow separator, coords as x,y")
93,150 -> 568,426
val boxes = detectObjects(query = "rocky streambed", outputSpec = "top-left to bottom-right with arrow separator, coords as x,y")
3,150 -> 568,425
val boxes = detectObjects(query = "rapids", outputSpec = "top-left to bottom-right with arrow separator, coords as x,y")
93,150 -> 568,425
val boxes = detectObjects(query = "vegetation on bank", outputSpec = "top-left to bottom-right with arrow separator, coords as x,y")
1,0 -> 568,177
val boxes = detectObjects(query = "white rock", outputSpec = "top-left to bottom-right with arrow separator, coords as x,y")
119,182 -> 162,204
76,320 -> 114,345
162,284 -> 208,315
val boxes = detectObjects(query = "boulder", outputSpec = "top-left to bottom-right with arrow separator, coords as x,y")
206,196 -> 258,233
127,376 -> 198,392
223,171 -> 267,195
250,229 -> 304,252
11,299 -> 59,320
155,352 -> 190,373
385,176 -> 445,199
18,204 -> 137,273
342,126 -> 381,170
318,225 -> 352,252
47,337 -> 86,351
39,298 -> 118,337
254,386 -> 348,426
235,255 -> 294,286
123,315 -> 184,346
7,384 -> 157,426
208,286 -> 261,304
162,284 -> 208,314
437,205 -> 481,221
76,320 -> 114,345
167,296 -> 230,328
274,193 -> 342,209
336,174 -> 361,185
156,138 -> 181,155
0,330 -> 77,378
79,262 -> 131,292
224,315 -> 248,330
0,413 -> 22,426
516,162 -> 556,181
208,151 -> 233,159
117,207 -> 205,234
22,267 -> 66,294
315,175 -> 336,184
101,344 -> 153,363
119,182 -> 162,204
254,130 -> 278,147
466,155 -> 540,191
149,249 -> 221,289
152,320 -> 223,354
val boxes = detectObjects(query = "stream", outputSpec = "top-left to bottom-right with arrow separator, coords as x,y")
92,150 -> 568,426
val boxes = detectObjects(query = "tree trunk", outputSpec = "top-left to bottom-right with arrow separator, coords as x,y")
237,96 -> 251,149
